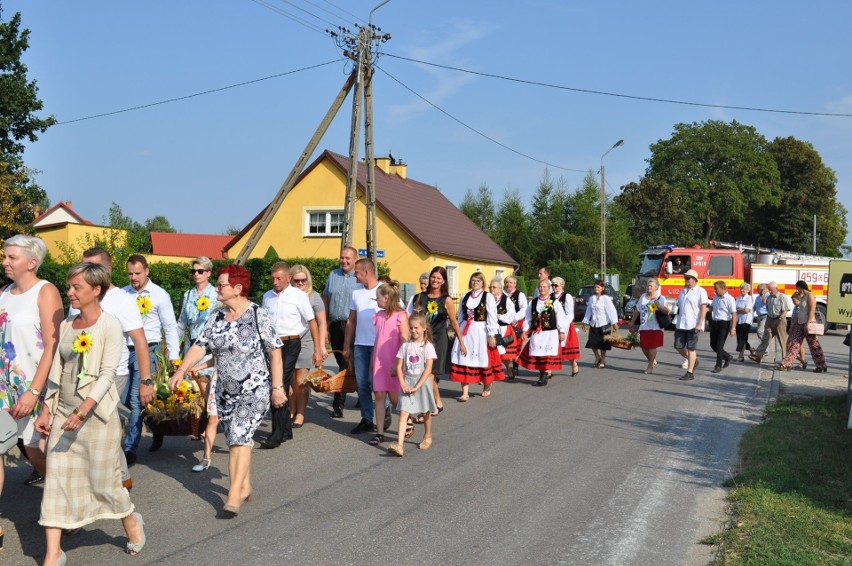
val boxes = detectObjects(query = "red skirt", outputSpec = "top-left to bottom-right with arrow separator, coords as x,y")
639,329 -> 664,349
450,347 -> 506,385
561,323 -> 581,361
501,323 -> 522,361
518,341 -> 563,371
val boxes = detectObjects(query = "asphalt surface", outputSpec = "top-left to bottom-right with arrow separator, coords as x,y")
3,331 -> 849,565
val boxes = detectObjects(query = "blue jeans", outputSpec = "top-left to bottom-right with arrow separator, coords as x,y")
353,345 -> 374,422
122,344 -> 160,453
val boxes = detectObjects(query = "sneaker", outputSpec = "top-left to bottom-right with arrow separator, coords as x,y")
679,372 -> 695,381
350,419 -> 376,434
681,359 -> 689,369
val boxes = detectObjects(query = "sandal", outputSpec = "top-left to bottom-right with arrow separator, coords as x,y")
388,443 -> 404,457
481,389 -> 491,398
457,394 -> 469,402
419,437 -> 432,450
429,406 -> 443,417
404,425 -> 415,439
369,434 -> 384,446
413,414 -> 426,424
192,457 -> 212,472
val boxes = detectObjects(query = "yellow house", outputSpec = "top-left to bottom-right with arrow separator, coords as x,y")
226,150 -> 518,297
32,201 -> 128,262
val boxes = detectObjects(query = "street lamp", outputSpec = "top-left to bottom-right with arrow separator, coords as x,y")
600,139 -> 624,281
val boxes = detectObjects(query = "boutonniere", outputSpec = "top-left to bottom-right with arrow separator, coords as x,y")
649,302 -> 658,313
137,295 -> 152,316
544,300 -> 553,309
72,331 -> 93,379
426,300 -> 439,320
196,297 -> 210,311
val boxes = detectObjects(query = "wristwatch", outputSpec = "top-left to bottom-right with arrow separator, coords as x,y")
140,378 -> 155,386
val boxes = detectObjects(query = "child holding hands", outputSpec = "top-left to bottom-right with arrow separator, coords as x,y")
388,314 -> 437,456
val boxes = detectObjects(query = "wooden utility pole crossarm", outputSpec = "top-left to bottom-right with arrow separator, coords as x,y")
234,71 -> 357,265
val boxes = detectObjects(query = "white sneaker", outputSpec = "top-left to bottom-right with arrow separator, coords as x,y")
681,359 -> 689,369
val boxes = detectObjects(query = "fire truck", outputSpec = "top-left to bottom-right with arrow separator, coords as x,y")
634,241 -> 833,326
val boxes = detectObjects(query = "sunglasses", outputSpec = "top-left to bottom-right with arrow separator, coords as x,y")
292,278 -> 308,284
191,269 -> 208,274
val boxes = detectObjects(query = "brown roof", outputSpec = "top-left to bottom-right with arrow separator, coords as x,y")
229,150 -> 517,267
150,232 -> 232,259
32,201 -> 93,226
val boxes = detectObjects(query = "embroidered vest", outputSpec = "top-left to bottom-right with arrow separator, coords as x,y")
461,293 -> 487,322
508,289 -> 521,311
530,297 -> 557,331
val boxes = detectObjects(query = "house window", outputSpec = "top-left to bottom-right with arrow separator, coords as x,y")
306,210 -> 344,236
495,269 -> 504,282
446,265 -> 458,299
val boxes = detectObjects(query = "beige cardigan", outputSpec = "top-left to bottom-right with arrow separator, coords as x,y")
44,313 -> 123,423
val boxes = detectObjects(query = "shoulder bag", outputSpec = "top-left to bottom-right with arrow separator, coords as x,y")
0,410 -> 17,455
654,297 -> 672,329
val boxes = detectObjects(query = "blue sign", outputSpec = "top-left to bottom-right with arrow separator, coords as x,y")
357,249 -> 385,258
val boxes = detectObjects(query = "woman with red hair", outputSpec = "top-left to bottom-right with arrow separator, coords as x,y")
171,264 -> 284,516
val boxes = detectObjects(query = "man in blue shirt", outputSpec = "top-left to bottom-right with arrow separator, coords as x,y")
322,246 -> 358,418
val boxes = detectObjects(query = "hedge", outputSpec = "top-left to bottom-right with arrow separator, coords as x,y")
2,254 -> 389,313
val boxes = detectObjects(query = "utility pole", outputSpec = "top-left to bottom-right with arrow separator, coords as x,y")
339,1 -> 392,271
599,139 -> 624,281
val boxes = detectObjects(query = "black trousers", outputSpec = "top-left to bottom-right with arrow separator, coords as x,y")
735,322 -> 752,353
709,319 -> 732,368
329,320 -> 349,411
267,338 -> 300,443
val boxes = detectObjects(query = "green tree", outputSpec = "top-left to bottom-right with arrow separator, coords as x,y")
561,171 -> 601,265
527,169 -> 569,270
646,120 -> 781,244
741,136 -> 846,256
145,215 -> 177,233
459,183 -> 496,236
614,177 -> 696,248
493,188 -> 532,271
0,9 -> 56,240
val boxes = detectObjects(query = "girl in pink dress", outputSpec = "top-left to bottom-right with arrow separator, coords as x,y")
370,283 -> 409,447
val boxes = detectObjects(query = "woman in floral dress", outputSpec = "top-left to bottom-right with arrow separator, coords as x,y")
177,257 -> 220,469
171,264 -> 284,515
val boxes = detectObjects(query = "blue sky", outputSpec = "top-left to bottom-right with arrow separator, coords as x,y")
6,1 -> 852,252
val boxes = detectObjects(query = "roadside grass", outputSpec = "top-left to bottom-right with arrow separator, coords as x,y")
710,395 -> 852,565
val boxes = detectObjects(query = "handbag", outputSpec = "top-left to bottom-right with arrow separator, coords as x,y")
806,321 -> 824,336
655,310 -> 673,329
0,410 -> 17,455
599,324 -> 613,334
496,332 -> 515,347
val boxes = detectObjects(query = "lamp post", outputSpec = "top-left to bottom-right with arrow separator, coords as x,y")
600,139 -> 624,281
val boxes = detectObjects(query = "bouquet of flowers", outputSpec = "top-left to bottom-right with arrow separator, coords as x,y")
143,351 -> 206,435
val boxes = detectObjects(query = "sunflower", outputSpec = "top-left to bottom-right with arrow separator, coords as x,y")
649,302 -> 658,313
426,300 -> 439,316
137,295 -> 152,315
196,297 -> 210,311
72,332 -> 93,354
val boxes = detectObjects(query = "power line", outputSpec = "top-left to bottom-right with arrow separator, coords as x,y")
248,0 -> 327,36
300,0 -> 358,27
56,60 -> 344,125
385,53 -> 852,118
319,0 -> 368,26
374,64 -> 588,174
273,0 -> 344,29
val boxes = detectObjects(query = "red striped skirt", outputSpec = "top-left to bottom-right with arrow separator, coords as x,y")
561,323 -> 581,361
501,323 -> 522,361
450,347 -> 505,384
518,342 -> 563,371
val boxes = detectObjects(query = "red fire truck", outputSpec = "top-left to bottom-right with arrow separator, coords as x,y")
634,241 -> 832,325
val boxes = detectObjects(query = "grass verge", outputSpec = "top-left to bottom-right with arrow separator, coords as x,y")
711,395 -> 852,565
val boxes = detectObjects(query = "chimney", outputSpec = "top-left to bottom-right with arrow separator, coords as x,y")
375,157 -> 391,174
389,161 -> 407,179
374,154 -> 407,179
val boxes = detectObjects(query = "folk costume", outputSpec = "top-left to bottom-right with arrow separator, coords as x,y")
449,291 -> 504,385
555,291 -> 581,362
518,295 -> 568,373
495,292 -> 519,361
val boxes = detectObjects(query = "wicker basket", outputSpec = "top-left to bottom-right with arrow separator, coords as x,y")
300,365 -> 357,394
143,413 -> 207,437
609,340 -> 634,350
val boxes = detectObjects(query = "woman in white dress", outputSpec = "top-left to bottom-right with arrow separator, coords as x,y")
449,272 -> 503,401
518,280 -> 567,386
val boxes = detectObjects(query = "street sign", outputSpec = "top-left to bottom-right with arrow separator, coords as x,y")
357,248 -> 385,258
827,259 -> 852,324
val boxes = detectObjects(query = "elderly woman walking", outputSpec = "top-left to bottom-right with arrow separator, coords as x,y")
171,264 -> 284,515
629,278 -> 669,374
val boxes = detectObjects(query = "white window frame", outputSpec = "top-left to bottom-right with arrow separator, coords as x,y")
445,263 -> 459,299
304,208 -> 344,237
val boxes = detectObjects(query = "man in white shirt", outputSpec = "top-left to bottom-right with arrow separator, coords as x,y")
123,254 -> 180,455
76,248 -> 156,474
674,270 -> 710,381
259,261 -> 320,449
343,258 -> 386,434
709,280 -> 737,373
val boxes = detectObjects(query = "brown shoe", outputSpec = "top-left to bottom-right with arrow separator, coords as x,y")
122,478 -> 133,490
748,354 -> 762,363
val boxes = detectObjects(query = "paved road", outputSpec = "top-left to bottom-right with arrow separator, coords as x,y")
3,331 -> 848,565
